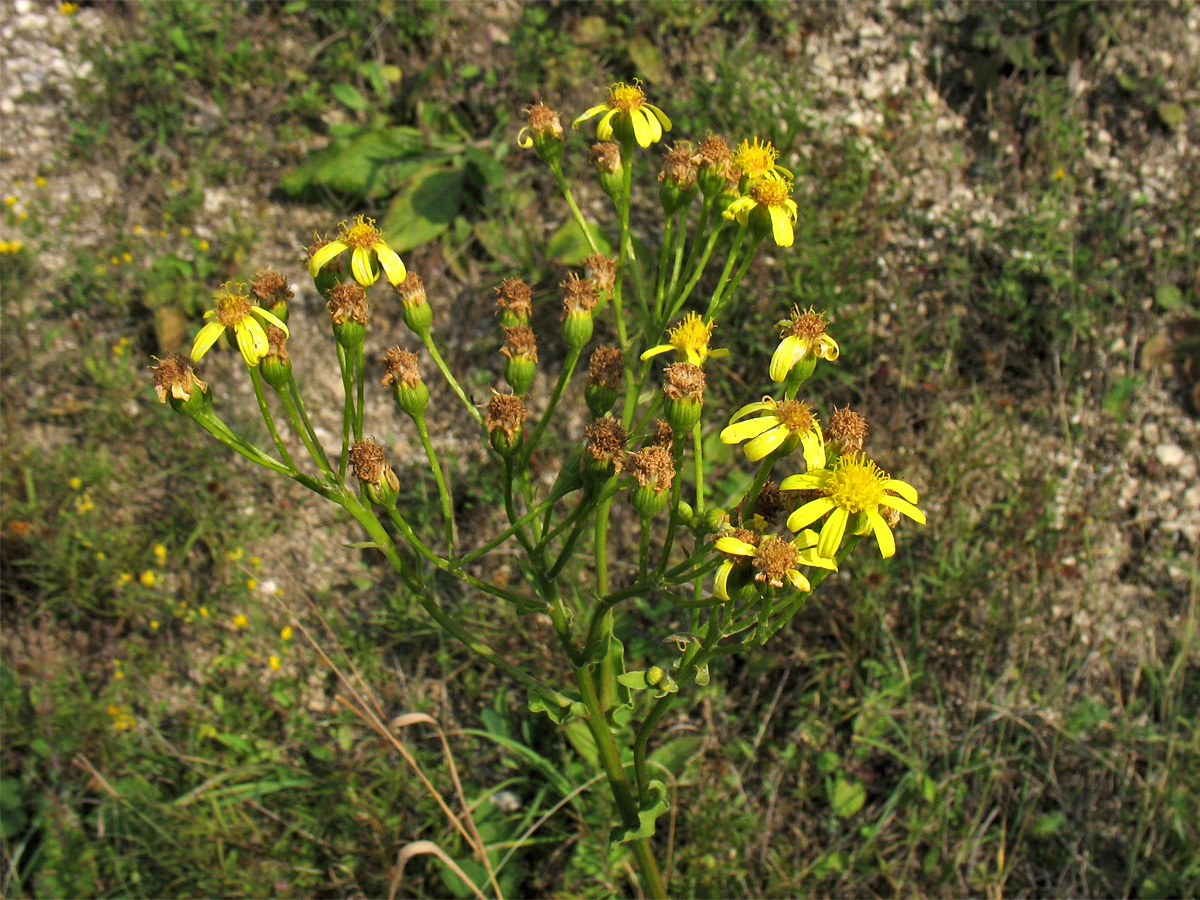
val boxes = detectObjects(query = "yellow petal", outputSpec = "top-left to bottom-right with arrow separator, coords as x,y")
867,510 -> 896,558
787,496 -> 836,532
190,321 -> 225,361
517,127 -> 534,148
640,343 -> 674,361
744,425 -> 789,461
714,536 -> 756,557
648,104 -> 672,133
596,108 -> 619,141
816,334 -> 840,361
883,478 -> 919,504
572,104 -> 609,128
630,108 -> 652,148
251,304 -> 289,336
881,493 -> 926,525
769,205 -> 794,247
720,416 -> 777,445
729,400 -> 773,423
769,336 -> 801,382
235,319 -> 267,367
786,569 -> 812,593
714,561 -> 733,601
351,247 -> 378,287
817,506 -> 850,559
374,242 -> 407,285
308,239 -> 347,277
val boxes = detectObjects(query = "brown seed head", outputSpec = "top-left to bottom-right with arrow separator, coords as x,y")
213,284 -> 253,327
348,439 -> 393,487
582,254 -> 617,295
265,325 -> 289,361
151,353 -> 208,404
589,141 -> 622,175
663,362 -> 706,402
560,272 -> 598,318
250,269 -> 292,304
628,443 -> 675,492
659,141 -> 700,189
752,480 -> 789,526
651,419 -> 674,448
827,406 -> 868,454
501,325 -> 538,362
381,347 -> 422,388
781,305 -> 829,340
485,392 -> 527,441
774,399 -> 814,433
584,417 -> 628,469
494,277 -> 533,318
524,102 -> 563,140
699,135 -> 733,170
753,535 -> 801,589
588,345 -> 624,390
327,282 -> 368,325
394,272 -> 426,307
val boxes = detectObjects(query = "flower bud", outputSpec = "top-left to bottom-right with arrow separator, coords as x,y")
381,347 -> 429,418
327,282 -> 368,351
485,391 -> 526,457
586,345 -> 623,415
348,439 -> 400,509
560,273 -> 598,352
395,272 -> 432,336
501,325 -> 538,396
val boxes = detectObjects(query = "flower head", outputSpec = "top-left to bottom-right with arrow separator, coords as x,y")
518,102 -> 565,164
641,312 -> 728,366
732,137 -> 793,183
191,283 -> 289,367
720,397 -> 823,464
782,452 -> 926,559
151,353 -> 208,405
723,173 -> 799,247
770,306 -> 839,382
713,529 -> 836,599
307,216 -> 406,287
573,79 -> 672,149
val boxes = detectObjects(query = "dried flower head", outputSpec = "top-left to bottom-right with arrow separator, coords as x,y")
584,417 -> 627,470
826,406 -> 868,455
752,480 -> 790,526
327,282 -> 368,325
381,347 -> 422,388
663,362 -> 706,402
651,419 -> 674,448
518,102 -> 564,147
485,392 -> 527,442
559,272 -> 599,318
582,254 -> 617,296
265,324 -> 289,362
588,345 -> 624,390
250,269 -> 293,305
589,142 -> 622,175
152,353 -> 208,404
501,325 -> 539,362
395,272 -> 427,307
348,439 -> 397,488
659,141 -> 700,190
495,276 -> 533,319
628,443 -> 675,492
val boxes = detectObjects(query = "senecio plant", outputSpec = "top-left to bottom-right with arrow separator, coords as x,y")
153,79 -> 926,898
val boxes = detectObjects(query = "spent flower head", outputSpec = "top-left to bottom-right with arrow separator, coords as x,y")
191,282 -> 288,367
713,529 -> 836,598
250,269 -> 293,307
782,450 -> 926,560
308,215 -> 406,287
826,406 -> 868,456
518,102 -> 565,166
151,354 -> 208,407
574,79 -> 672,149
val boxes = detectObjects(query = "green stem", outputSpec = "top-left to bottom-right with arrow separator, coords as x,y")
673,195 -> 713,300
691,420 -> 706,517
521,345 -> 582,467
654,215 -> 675,320
553,166 -> 601,255
702,228 -> 746,319
249,368 -> 297,472
280,375 -> 336,480
421,331 -> 485,429
414,413 -> 456,554
707,233 -> 764,319
336,343 -> 354,482
667,219 -> 726,318
454,492 -> 558,567
354,344 -> 365,442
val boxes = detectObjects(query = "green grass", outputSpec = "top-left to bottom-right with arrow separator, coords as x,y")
3,1 -> 1198,897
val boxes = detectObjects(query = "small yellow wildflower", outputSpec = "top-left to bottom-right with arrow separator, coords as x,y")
3,196 -> 16,207
197,239 -> 210,251
150,620 -> 160,630
153,543 -> 167,563
573,79 -> 672,149
246,578 -> 258,591
199,606 -> 210,618
122,252 -> 132,263
232,613 -> 249,629
249,556 -> 262,568
720,397 -> 823,464
1053,167 -> 1066,180
268,655 -> 282,671
640,312 -> 728,366
74,493 -> 95,513
35,176 -> 47,187
0,240 -> 23,254
15,212 -> 28,223
770,306 -> 839,382
139,570 -> 156,587
96,551 -> 107,560
59,2 -> 80,14
190,282 -> 289,367
782,450 -> 926,559
179,227 -> 192,237
118,572 -> 134,586
110,256 -> 120,266
307,215 -> 406,287
132,225 -> 144,235
713,529 -> 836,598
723,173 -> 798,247
732,137 -> 793,183
280,626 -> 293,641
107,705 -> 136,731
227,546 -> 244,561
69,477 -> 83,490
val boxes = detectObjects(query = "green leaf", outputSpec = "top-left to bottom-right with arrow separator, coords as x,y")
617,670 -> 650,690
627,36 -> 666,84
331,82 -> 369,111
1156,101 -> 1186,130
459,729 -> 574,797
527,691 -> 580,725
648,735 -> 704,776
547,219 -> 613,266
379,166 -> 467,253
828,775 -> 866,817
610,780 -> 669,845
1155,284 -> 1184,311
1032,810 -> 1066,836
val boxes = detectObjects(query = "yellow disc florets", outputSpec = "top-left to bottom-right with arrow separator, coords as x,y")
751,177 -> 791,207
609,80 -> 647,110
827,454 -> 889,514
733,137 -> 778,180
773,399 -> 813,433
340,216 -> 382,249
214,285 -> 253,327
669,312 -> 715,354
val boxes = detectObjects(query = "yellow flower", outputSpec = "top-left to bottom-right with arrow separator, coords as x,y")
573,80 -> 672,149
150,619 -> 160,630
782,451 -> 926,559
720,397 -> 823,464
153,543 -> 167,563
640,312 -> 728,366
118,572 -> 133,586
280,626 -> 293,641
199,606 -> 210,618
713,530 -> 836,598
770,306 -> 839,382
246,578 -> 258,590
0,241 -> 23,254
69,477 -> 83,490
190,282 -> 288,367
307,215 -> 406,287
139,570 -> 156,587
268,655 -> 282,671
232,613 -> 249,629
722,173 -> 798,247
197,239 -> 210,251
227,546 -> 243,561
59,2 -> 79,14
3,196 -> 16,207
732,137 -> 792,183
35,176 -> 47,187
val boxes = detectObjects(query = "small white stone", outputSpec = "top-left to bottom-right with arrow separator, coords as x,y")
1155,443 -> 1188,468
